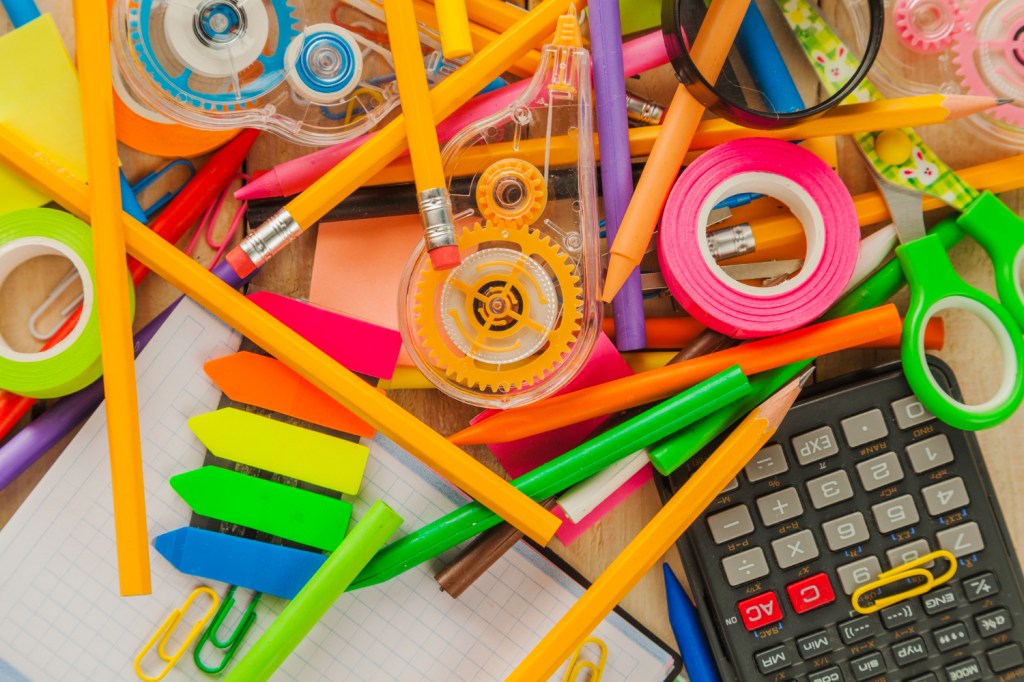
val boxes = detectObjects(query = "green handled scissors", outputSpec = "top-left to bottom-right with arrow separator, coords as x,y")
868,158 -> 1024,431
776,0 -> 1024,429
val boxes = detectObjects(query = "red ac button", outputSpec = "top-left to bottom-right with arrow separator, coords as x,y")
786,573 -> 836,614
738,591 -> 783,631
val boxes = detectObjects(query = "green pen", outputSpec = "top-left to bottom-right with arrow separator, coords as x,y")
647,217 -> 967,476
349,365 -> 752,590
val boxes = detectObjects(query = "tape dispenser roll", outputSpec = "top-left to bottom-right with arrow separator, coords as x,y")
658,139 -> 859,338
0,209 -> 135,398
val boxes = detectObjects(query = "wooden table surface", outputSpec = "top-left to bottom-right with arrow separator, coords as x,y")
2,0 -> 1023,672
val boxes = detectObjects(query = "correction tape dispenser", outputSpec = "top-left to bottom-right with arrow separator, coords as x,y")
112,0 -> 437,145
837,0 -> 1024,148
399,8 -> 602,409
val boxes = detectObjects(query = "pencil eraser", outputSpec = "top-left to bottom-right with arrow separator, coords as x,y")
429,245 -> 461,270
226,247 -> 258,278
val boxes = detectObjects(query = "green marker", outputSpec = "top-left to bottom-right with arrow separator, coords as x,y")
170,466 -> 352,551
647,217 -> 967,475
225,500 -> 403,682
349,366 -> 752,590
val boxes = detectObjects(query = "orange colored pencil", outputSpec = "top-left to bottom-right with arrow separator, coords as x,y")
601,0 -> 751,302
450,304 -> 902,445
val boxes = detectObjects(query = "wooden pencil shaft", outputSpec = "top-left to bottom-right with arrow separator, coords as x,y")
0,123 -> 562,547
73,0 -> 149,595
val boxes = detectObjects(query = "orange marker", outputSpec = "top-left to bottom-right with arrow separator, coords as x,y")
602,0 -> 751,302
450,304 -> 902,445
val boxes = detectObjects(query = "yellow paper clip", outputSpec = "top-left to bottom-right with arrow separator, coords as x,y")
562,636 -> 607,681
852,550 -> 957,614
134,586 -> 221,682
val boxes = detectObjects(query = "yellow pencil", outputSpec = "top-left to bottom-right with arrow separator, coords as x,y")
602,0 -> 751,303
72,0 -> 149,595
435,0 -> 474,60
223,0 -> 576,282
358,93 -> 999,188
0,122 -> 562,548
385,0 -> 461,270
508,370 -> 809,681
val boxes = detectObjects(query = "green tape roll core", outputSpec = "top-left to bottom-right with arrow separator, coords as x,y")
0,208 -> 135,398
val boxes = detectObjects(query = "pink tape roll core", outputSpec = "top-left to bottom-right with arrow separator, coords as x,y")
658,138 -> 859,339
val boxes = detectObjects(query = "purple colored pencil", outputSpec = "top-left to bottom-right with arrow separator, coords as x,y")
589,0 -> 646,351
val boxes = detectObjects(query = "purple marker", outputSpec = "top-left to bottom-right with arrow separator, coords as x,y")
590,0 -> 646,351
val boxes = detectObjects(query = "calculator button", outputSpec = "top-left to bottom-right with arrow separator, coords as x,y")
823,512 -> 870,551
722,548 -> 769,587
855,451 -> 904,491
906,435 -> 954,473
975,607 -> 1013,636
887,539 -> 933,569
722,477 -> 739,493
738,591 -> 783,631
963,572 -> 1000,602
937,521 -> 985,558
745,443 -> 788,483
922,477 -> 970,516
753,642 -> 795,673
987,643 -> 1024,673
850,651 -> 886,680
907,676 -> 938,682
880,601 -> 917,629
891,395 -> 935,429
871,494 -> 920,533
933,622 -> 969,652
707,505 -> 755,544
841,409 -> 889,447
792,426 -> 839,465
808,666 -> 844,682
806,470 -> 854,509
837,556 -> 882,595
943,657 -> 982,681
839,614 -> 880,644
756,487 -> 803,526
892,636 -> 928,665
786,573 -> 835,614
922,586 -> 958,615
772,529 -> 819,569
796,629 -> 835,660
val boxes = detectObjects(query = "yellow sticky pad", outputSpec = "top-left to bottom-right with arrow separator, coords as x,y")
188,408 -> 369,494
0,15 -> 87,213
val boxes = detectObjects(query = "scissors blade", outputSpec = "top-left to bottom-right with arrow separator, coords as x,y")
860,149 -> 927,244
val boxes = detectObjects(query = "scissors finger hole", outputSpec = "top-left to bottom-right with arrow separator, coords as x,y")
920,297 -> 1021,415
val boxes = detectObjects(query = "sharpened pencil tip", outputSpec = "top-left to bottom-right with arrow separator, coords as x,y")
797,365 -> 816,388
997,98 -> 1015,106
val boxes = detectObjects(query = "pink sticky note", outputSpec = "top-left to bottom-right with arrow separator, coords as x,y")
248,291 -> 402,380
474,333 -> 645,543
308,215 -> 423,366
552,465 -> 653,545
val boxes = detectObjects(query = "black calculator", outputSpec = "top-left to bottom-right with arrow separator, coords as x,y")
659,360 -> 1024,682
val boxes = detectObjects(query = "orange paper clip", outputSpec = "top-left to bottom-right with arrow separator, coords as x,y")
852,550 -> 957,615
134,586 -> 220,682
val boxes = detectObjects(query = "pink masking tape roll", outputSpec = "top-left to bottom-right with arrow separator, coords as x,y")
658,138 -> 859,338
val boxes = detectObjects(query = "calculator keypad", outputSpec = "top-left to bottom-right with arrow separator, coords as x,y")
670,364 -> 1024,681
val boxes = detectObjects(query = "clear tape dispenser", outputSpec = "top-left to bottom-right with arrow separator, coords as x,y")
399,6 -> 602,409
836,0 -> 1024,148
113,0 -> 438,145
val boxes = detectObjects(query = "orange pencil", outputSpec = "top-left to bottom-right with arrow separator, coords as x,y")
601,0 -> 751,302
450,304 -> 902,445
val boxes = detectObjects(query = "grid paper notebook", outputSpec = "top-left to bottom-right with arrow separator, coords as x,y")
0,298 -> 679,681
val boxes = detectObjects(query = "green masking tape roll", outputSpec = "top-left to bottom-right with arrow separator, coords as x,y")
0,208 -> 135,398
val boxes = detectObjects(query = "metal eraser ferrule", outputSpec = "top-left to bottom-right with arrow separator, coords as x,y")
418,187 -> 458,250
707,223 -> 755,262
240,209 -> 302,267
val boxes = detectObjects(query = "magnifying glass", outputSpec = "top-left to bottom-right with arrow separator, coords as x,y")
662,0 -> 886,128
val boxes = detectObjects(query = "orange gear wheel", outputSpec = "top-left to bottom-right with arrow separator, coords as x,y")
411,221 -> 583,393
475,159 -> 548,229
